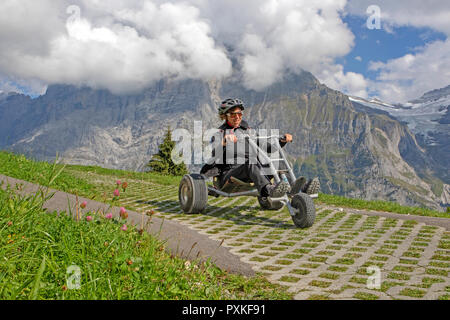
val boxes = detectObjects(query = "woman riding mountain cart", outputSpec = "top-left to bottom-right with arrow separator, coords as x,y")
178,98 -> 320,228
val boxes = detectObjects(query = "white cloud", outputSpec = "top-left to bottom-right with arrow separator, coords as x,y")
369,39 -> 450,102
203,0 -> 356,91
318,64 -> 369,98
0,0 -> 232,95
0,0 -> 363,96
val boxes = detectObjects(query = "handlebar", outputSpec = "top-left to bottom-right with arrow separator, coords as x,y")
240,134 -> 288,141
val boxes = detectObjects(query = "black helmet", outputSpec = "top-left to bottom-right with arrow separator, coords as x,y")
218,98 -> 245,115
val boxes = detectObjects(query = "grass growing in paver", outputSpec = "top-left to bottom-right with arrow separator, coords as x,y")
375,249 -> 394,255
370,255 -> 390,262
362,261 -> 385,269
307,294 -> 331,300
438,241 -> 450,249
299,263 -> 321,269
282,254 -> 303,259
378,281 -> 405,293
412,241 -> 429,247
261,266 -> 283,271
260,251 -> 279,257
292,269 -> 311,275
402,252 -> 421,259
349,276 -> 368,285
275,260 -> 294,265
327,266 -> 348,272
270,247 -> 288,251
429,261 -> 450,268
278,276 -> 300,283
249,257 -> 270,262
319,273 -> 340,280
293,248 -> 312,254
353,292 -> 380,300
399,258 -> 419,265
309,280 -> 332,288
420,277 -> 445,287
349,247 -> 367,252
425,268 -> 448,277
309,256 -> 328,263
388,273 -> 411,281
399,288 -> 427,298
326,245 -> 342,251
316,251 -> 336,256
238,249 -> 256,254
302,243 -> 320,248
335,258 -> 355,265
393,266 -> 415,272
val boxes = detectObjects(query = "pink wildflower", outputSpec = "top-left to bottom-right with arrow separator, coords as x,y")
120,207 -> 128,219
121,224 -> 128,231
116,180 -> 121,186
114,189 -> 120,197
105,213 -> 113,219
80,201 -> 87,209
86,216 -> 93,222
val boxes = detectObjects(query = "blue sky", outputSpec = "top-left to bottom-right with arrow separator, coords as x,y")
339,14 -> 447,88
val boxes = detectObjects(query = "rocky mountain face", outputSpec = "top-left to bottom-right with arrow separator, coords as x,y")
349,86 -> 450,209
0,72 -> 448,211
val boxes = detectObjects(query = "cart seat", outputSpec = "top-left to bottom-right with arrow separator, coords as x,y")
213,176 -> 256,193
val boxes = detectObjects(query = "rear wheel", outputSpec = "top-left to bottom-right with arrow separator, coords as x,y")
290,193 -> 315,228
179,174 -> 208,214
258,196 -> 284,210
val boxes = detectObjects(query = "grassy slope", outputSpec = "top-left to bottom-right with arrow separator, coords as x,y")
317,194 -> 449,218
0,151 -> 292,299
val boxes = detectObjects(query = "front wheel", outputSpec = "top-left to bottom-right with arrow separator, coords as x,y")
179,174 -> 208,214
290,193 -> 316,228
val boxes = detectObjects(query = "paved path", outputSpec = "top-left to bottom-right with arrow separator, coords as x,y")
1,173 -> 449,300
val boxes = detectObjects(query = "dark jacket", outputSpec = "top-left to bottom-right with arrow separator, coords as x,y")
200,120 -> 287,177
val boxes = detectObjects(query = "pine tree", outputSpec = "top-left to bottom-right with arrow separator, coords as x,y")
146,127 -> 189,176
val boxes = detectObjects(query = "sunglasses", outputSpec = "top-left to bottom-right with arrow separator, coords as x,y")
227,111 -> 243,117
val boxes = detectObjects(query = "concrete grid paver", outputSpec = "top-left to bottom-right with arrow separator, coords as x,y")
4,170 -> 450,300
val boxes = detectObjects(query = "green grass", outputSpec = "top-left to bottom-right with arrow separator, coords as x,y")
317,193 -> 448,218
65,163 -> 182,186
0,186 -> 291,300
0,151 -> 97,196
353,292 -> 379,300
399,288 -> 426,298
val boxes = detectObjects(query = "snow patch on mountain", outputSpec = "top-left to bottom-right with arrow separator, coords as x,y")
349,90 -> 450,141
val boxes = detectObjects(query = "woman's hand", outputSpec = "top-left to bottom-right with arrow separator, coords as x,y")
281,134 -> 293,143
222,134 -> 238,146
